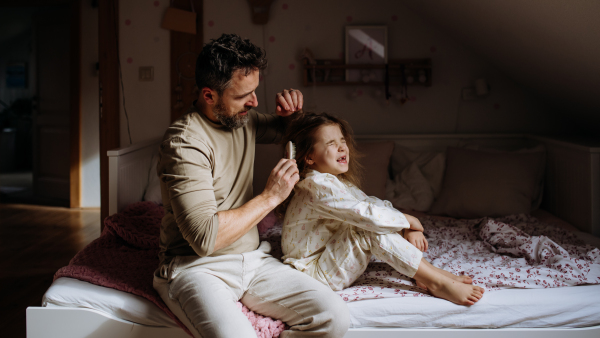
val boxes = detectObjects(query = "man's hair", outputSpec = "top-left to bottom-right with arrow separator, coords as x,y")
195,34 -> 267,95
275,112 -> 364,219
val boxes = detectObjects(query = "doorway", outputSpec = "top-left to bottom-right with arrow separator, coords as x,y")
0,2 -> 81,207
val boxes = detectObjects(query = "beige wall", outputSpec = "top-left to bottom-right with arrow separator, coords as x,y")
115,0 -> 563,146
119,0 -> 171,146
203,0 -> 560,135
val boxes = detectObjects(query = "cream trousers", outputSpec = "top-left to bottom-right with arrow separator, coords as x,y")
154,241 -> 350,338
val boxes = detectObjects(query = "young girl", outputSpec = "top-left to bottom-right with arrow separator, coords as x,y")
278,112 -> 484,306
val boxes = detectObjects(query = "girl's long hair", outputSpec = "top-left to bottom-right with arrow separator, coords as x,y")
275,112 -> 363,219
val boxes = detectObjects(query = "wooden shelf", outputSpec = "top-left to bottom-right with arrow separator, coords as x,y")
302,58 -> 432,87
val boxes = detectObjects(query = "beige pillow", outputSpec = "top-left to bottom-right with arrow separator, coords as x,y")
386,162 -> 435,211
356,141 -> 394,199
391,145 -> 446,197
430,147 -> 545,218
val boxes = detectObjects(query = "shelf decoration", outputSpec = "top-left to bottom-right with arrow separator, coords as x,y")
302,58 -> 432,87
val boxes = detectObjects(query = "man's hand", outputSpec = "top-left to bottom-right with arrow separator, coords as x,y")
404,229 -> 428,252
262,158 -> 299,206
275,89 -> 303,116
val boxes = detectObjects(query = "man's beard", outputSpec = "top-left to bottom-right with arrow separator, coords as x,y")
213,99 -> 250,130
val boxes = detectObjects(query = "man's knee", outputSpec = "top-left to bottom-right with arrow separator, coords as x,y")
315,288 -> 351,337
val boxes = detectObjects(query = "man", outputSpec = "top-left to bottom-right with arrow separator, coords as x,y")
153,34 -> 350,338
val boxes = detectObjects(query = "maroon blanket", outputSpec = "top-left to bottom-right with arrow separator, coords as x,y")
55,201 -> 285,338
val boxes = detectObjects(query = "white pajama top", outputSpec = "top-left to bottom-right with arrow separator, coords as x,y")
281,170 -> 423,291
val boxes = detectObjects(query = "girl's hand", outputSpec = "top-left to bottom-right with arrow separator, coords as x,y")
404,214 -> 424,232
404,229 -> 428,252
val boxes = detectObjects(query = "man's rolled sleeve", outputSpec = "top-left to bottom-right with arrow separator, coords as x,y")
159,136 -> 218,257
254,111 -> 286,144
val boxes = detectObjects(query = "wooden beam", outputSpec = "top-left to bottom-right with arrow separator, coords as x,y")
169,0 -> 203,123
99,0 -> 120,223
69,0 -> 81,208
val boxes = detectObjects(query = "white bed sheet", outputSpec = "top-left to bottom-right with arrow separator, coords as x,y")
44,277 -> 600,330
43,278 -> 175,327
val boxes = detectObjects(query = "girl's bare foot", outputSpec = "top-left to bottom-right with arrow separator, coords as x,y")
427,275 -> 484,306
413,259 -> 484,305
436,268 -> 472,284
415,261 -> 472,289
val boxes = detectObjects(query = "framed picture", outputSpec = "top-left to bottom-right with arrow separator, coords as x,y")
345,25 -> 387,82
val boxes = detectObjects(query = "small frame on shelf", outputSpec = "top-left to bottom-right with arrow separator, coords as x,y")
345,25 -> 388,83
302,58 -> 432,87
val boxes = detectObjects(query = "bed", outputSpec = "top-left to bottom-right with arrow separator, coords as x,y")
27,133 -> 600,338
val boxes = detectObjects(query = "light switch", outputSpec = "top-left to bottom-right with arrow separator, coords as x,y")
139,66 -> 154,81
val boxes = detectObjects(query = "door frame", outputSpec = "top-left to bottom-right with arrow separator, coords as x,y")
98,0 -> 120,221
69,0 -> 81,208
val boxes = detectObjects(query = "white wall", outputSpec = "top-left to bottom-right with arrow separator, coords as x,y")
118,0 -> 171,146
80,0 -> 100,207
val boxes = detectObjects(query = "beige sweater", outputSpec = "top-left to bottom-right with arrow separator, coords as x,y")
157,105 -> 284,265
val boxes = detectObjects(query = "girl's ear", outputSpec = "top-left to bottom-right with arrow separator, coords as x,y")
305,156 -> 314,165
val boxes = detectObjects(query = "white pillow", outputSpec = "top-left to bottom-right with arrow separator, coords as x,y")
143,151 -> 163,204
385,162 -> 434,212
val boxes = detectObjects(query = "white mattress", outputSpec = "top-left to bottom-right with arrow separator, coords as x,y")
44,277 -> 600,329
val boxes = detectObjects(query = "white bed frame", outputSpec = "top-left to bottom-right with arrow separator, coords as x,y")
27,133 -> 600,338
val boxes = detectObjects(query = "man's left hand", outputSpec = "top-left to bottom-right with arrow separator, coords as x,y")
275,89 -> 303,116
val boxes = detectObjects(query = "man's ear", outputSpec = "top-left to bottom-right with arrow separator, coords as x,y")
201,87 -> 218,105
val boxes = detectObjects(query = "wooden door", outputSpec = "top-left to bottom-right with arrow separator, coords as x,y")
32,8 -> 71,205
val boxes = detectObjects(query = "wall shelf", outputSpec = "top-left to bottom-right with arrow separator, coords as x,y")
302,58 -> 432,87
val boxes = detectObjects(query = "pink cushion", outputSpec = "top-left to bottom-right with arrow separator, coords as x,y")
257,211 -> 279,235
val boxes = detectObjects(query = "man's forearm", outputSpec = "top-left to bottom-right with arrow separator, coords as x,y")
213,194 -> 279,252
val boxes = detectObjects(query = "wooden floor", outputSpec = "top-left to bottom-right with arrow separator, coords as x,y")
0,203 -> 101,338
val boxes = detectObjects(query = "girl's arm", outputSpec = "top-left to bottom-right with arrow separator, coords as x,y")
308,174 -> 410,233
404,213 -> 424,232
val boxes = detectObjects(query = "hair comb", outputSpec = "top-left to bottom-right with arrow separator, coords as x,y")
286,141 -> 296,160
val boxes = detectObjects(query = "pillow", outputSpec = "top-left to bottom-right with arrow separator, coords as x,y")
390,144 -> 445,197
385,162 -> 434,211
143,151 -> 163,204
430,147 -> 545,218
468,144 -> 546,210
355,141 -> 394,199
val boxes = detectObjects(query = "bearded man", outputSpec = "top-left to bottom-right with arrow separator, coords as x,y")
153,34 -> 350,338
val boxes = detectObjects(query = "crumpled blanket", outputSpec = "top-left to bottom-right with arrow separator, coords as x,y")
54,201 -> 285,338
261,213 -> 600,302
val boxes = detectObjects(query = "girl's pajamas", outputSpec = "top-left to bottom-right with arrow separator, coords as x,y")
282,170 -> 423,291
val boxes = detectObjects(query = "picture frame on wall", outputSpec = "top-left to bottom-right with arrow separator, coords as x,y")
345,25 -> 387,83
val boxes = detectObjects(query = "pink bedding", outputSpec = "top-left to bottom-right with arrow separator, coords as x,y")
261,213 -> 600,302
55,202 -> 285,338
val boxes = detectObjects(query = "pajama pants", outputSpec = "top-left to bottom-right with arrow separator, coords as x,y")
153,241 -> 350,338
291,227 -> 423,291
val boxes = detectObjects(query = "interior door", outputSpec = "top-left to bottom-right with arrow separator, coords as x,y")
32,8 -> 71,205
